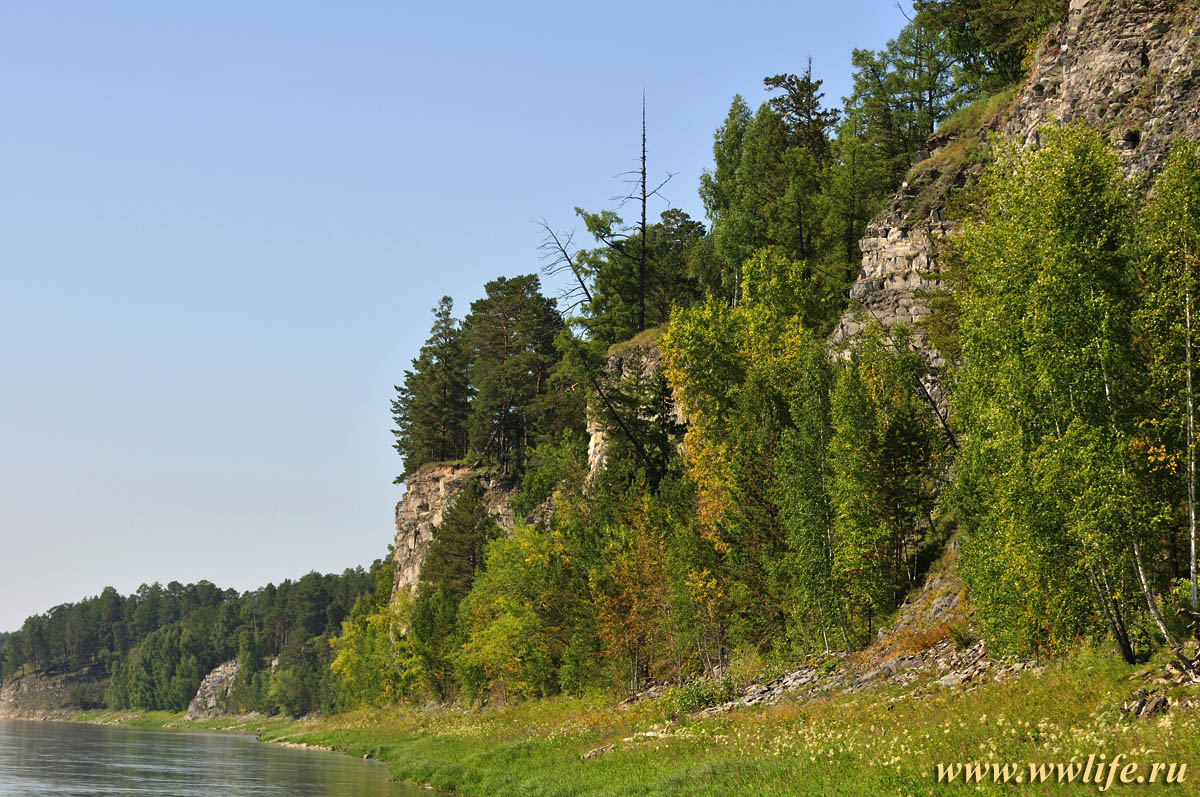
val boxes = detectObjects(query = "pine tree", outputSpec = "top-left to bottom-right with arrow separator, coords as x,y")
915,0 -> 1067,92
582,208 -> 705,344
465,275 -> 563,474
846,16 -> 956,190
828,325 -> 939,641
391,297 -> 471,481
763,58 -> 839,161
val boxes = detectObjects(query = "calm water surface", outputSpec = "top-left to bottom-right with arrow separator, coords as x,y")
0,719 -> 425,796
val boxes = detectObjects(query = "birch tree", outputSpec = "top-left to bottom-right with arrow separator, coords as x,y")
1136,140 -> 1200,615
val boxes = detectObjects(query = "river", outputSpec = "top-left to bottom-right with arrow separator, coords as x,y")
0,719 -> 425,796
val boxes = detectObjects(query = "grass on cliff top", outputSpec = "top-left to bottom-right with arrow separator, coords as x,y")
230,644 -> 1200,796
934,87 -> 1019,143
606,325 -> 667,359
902,87 -> 1019,225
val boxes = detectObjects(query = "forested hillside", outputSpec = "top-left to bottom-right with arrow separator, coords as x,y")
330,0 -> 1200,708
7,0 -> 1200,728
0,562 -> 391,716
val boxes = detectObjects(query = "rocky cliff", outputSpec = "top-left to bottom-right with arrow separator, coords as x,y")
830,0 -> 1200,357
1003,0 -> 1200,177
586,332 -> 686,481
391,463 -> 516,598
183,659 -> 238,721
0,668 -> 107,717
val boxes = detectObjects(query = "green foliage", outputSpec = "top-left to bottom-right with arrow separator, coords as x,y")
511,431 -> 588,520
664,258 -> 942,656
465,274 -> 564,475
420,482 -> 501,603
946,622 -> 976,650
411,586 -> 463,701
950,122 -> 1170,657
665,674 -> 737,717
43,563 -> 385,716
847,16 -> 957,186
455,524 -> 575,701
592,496 -> 674,691
700,101 -> 848,310
824,106 -> 892,271
401,481 -> 507,701
579,208 -> 706,345
916,0 -> 1068,92
330,593 -> 421,709
392,296 -> 471,481
763,61 -> 839,160
1133,140 -> 1200,611
829,325 -> 942,642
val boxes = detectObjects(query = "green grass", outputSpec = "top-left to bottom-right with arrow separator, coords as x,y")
55,644 -> 1200,794
902,87 -> 1019,225
606,325 -> 667,359
186,645 -> 1199,795
934,88 -> 1019,142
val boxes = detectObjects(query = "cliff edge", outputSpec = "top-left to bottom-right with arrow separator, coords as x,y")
391,463 -> 516,599
831,0 -> 1200,359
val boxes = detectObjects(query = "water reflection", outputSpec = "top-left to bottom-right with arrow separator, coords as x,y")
0,719 -> 422,796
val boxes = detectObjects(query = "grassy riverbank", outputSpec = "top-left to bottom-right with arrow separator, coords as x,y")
58,644 -> 1200,795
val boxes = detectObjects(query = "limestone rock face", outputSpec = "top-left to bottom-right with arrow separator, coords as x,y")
391,463 -> 516,598
1003,0 -> 1200,179
0,669 -> 106,717
829,215 -> 953,364
184,659 -> 238,721
586,337 -> 685,482
830,0 -> 1200,358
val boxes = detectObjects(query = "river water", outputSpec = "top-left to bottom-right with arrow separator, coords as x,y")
0,719 -> 424,796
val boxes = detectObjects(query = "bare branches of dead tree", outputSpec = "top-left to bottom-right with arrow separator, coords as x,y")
609,93 -> 675,332
536,219 -> 593,315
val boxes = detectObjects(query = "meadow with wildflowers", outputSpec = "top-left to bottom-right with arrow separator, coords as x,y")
101,642 -> 1190,795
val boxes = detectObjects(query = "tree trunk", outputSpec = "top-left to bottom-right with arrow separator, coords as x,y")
1132,536 -> 1195,675
835,599 -> 852,653
1088,563 -> 1134,663
637,95 -> 647,333
1187,292 -> 1197,612
815,602 -> 830,654
1097,338 -> 1191,671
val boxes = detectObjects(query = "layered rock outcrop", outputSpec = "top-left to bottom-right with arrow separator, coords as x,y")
831,0 -> 1200,357
183,659 -> 238,721
0,668 -> 106,717
391,463 -> 516,598
586,333 -> 685,481
1004,0 -> 1200,179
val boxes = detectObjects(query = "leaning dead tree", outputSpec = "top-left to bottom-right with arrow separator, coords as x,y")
535,220 -> 593,315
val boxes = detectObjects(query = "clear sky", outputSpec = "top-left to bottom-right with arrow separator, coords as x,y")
0,0 -> 908,632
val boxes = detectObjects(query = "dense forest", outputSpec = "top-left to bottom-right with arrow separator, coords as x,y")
332,0 -> 1200,706
347,0 -> 1200,705
8,0 -> 1200,719
0,563 -> 391,716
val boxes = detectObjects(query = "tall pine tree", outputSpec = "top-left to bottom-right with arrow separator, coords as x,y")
392,297 -> 471,481
465,275 -> 563,474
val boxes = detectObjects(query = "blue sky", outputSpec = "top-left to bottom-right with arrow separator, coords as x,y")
0,0 -> 908,631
